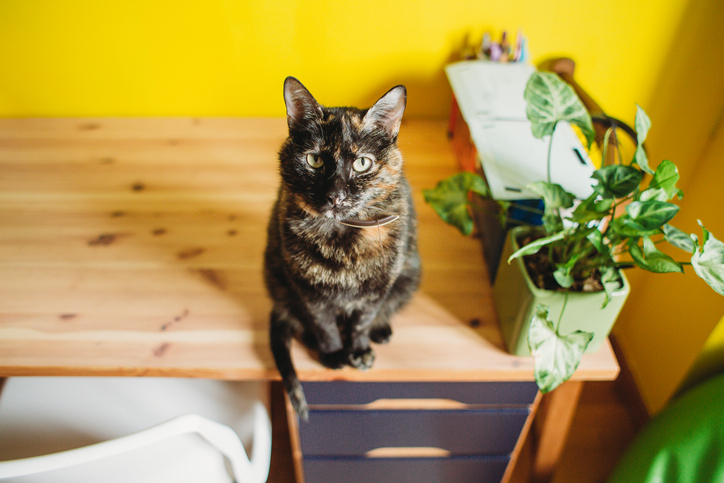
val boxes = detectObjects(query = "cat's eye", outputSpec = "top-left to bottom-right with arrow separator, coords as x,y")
353,156 -> 373,173
306,153 -> 324,169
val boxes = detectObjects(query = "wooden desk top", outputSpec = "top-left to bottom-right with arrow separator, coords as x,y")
0,118 -> 618,382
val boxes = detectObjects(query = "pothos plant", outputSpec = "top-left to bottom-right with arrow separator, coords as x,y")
424,71 -> 724,393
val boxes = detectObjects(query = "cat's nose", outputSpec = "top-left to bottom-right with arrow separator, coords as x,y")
327,192 -> 346,206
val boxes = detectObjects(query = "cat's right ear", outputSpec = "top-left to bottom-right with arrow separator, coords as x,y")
284,77 -> 323,130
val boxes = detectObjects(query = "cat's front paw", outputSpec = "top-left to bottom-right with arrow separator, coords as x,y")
348,348 -> 375,370
319,349 -> 347,369
370,323 -> 392,344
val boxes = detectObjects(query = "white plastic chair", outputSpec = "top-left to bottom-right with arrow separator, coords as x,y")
0,378 -> 271,483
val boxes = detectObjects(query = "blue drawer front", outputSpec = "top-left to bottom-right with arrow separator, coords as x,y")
301,381 -> 538,406
303,455 -> 510,483
300,408 -> 529,456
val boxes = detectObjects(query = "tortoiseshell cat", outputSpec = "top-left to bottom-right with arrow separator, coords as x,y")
264,77 -> 421,420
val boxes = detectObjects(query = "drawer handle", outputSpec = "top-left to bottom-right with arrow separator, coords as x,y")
363,399 -> 468,410
365,447 -> 452,458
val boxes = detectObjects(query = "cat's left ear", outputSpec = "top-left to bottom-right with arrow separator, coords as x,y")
362,85 -> 406,139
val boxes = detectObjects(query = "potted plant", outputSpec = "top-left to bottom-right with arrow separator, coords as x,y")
424,71 -> 724,393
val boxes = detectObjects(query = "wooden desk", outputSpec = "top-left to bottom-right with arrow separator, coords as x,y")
0,118 -> 618,482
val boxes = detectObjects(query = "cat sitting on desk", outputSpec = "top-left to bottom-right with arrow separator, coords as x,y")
264,77 -> 421,420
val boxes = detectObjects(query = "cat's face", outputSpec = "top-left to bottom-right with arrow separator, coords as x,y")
278,77 -> 406,221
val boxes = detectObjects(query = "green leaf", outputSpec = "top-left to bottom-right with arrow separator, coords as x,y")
633,105 -> 653,174
586,228 -> 605,253
639,187 -> 669,202
627,240 -> 647,271
595,197 -> 615,213
647,159 -> 683,200
508,231 -> 567,262
524,72 -> 595,147
626,200 -> 680,231
628,237 -> 684,274
664,224 -> 696,254
527,181 -> 575,233
570,195 -> 613,225
634,105 -> 651,143
600,266 -> 622,308
528,304 -> 593,393
592,165 -> 643,199
527,181 -> 575,211
553,267 -> 574,289
700,219 -> 711,245
643,236 -> 684,273
553,255 -> 580,289
423,172 -> 491,235
610,215 -> 663,238
633,147 -> 651,175
691,223 -> 724,296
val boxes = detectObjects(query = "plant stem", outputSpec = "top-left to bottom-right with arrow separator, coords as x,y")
545,121 -> 567,236
614,263 -> 636,270
607,200 -> 617,238
556,290 -> 570,336
509,203 -> 545,216
547,122 -> 557,184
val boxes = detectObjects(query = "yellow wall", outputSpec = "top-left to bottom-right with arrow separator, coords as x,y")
0,0 -> 688,120
679,314 -> 724,396
611,0 -> 724,414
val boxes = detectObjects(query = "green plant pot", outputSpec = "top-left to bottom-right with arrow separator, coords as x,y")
493,226 -> 630,357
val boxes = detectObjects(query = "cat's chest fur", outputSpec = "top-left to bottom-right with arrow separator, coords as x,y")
278,188 -> 407,293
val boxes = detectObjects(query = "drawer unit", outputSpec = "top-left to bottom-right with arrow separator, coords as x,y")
296,381 -> 538,483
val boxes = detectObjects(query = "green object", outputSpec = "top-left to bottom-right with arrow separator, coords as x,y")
608,373 -> 724,482
494,226 -> 630,359
692,221 -> 724,297
633,105 -> 654,174
524,71 -> 595,148
422,172 -> 491,236
527,304 -> 593,393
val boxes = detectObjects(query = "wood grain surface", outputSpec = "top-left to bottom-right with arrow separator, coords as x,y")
0,118 -> 618,381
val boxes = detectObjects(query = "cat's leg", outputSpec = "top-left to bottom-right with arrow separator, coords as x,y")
369,263 -> 420,345
346,310 -> 378,370
306,308 -> 347,369
299,329 -> 320,350
346,268 -> 420,368
269,308 -> 309,421
369,297 -> 397,345
369,316 -> 393,345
